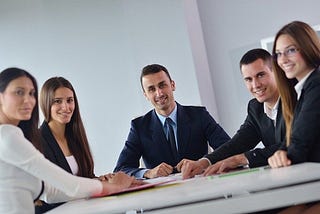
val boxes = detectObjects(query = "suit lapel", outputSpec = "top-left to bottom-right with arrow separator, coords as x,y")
41,122 -> 73,174
176,104 -> 191,157
293,67 -> 319,122
150,110 -> 168,148
275,100 -> 285,143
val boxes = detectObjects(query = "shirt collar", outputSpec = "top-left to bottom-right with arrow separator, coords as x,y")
156,105 -> 178,127
294,70 -> 314,100
264,97 -> 280,121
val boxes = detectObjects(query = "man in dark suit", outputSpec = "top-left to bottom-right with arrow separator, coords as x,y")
178,48 -> 285,179
114,64 -> 230,178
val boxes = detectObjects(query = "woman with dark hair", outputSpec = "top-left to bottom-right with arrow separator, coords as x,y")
0,68 -> 134,214
40,77 -> 95,177
268,21 -> 320,213
36,76 -> 97,212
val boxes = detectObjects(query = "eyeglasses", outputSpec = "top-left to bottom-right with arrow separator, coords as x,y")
273,47 -> 300,60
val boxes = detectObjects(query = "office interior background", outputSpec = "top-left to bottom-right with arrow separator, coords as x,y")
0,0 -> 319,175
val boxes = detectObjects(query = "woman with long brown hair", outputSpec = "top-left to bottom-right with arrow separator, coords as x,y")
36,76 -> 97,213
40,77 -> 95,178
268,20 -> 320,213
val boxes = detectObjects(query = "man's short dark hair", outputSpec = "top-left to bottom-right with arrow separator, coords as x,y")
140,64 -> 172,90
239,48 -> 272,72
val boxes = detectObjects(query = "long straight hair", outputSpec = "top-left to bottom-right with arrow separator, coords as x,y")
272,21 -> 320,146
0,67 -> 41,151
40,77 -> 95,178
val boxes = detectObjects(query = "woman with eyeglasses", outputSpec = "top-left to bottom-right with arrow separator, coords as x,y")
268,21 -> 320,213
0,68 -> 135,214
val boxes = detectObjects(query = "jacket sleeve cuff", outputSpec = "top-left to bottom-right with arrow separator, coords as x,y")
199,157 -> 212,166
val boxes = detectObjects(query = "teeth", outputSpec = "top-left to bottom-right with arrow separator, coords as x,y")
282,64 -> 293,70
254,89 -> 265,95
156,96 -> 167,103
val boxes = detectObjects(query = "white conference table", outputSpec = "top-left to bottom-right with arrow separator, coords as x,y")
48,163 -> 320,214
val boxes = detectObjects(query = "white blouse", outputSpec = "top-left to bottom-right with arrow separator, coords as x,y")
0,124 -> 102,214
66,155 -> 79,175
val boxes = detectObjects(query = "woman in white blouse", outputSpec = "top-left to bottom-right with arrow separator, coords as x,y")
0,67 -> 134,214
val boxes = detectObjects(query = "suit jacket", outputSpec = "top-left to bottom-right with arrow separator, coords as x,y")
205,98 -> 285,168
40,121 -> 73,174
35,121 -> 71,214
114,103 -> 230,176
283,67 -> 320,163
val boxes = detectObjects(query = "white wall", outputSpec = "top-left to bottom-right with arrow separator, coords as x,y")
0,0 -> 202,174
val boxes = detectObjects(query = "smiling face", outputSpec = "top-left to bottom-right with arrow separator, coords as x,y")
0,76 -> 36,125
241,58 -> 279,107
275,34 -> 313,81
142,70 -> 176,116
49,87 -> 75,126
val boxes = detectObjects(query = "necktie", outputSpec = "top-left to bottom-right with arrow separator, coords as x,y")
165,118 -> 178,160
